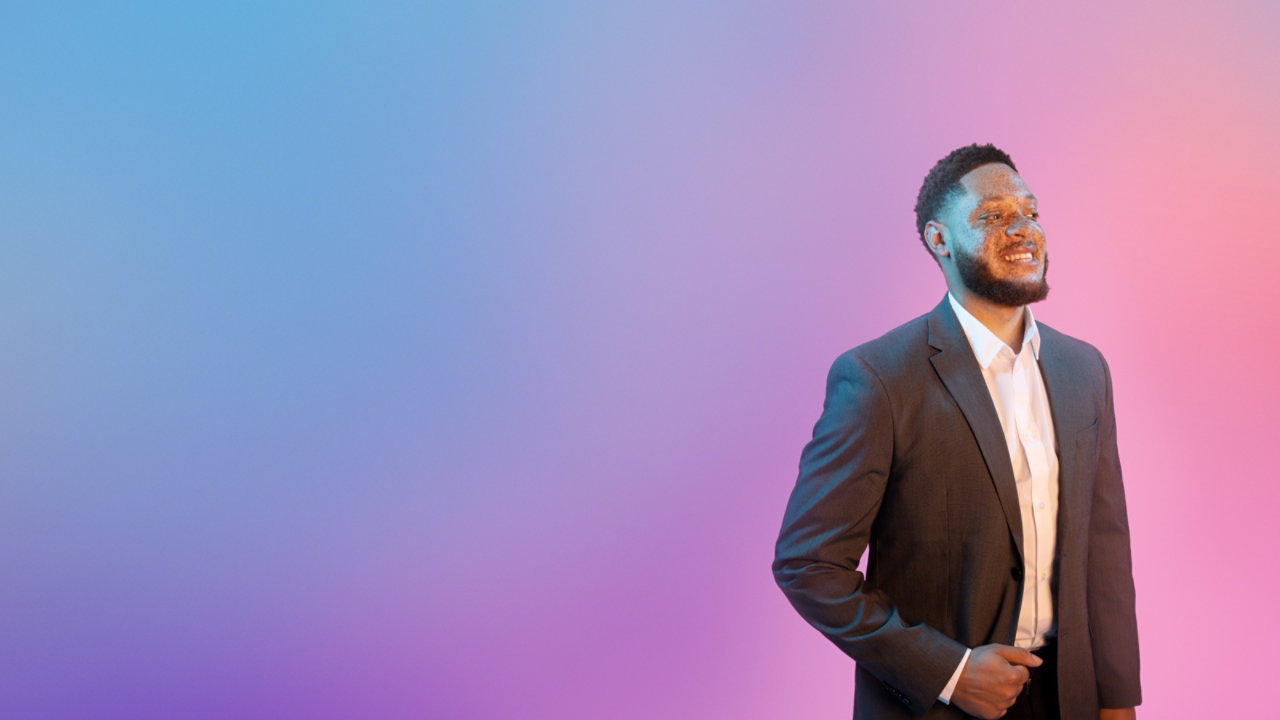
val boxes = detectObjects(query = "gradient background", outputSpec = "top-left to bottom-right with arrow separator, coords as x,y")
3,2 -> 1278,718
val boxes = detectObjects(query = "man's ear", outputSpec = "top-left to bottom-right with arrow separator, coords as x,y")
925,221 -> 949,259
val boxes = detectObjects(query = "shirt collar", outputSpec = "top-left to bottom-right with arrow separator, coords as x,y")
947,292 -> 1042,368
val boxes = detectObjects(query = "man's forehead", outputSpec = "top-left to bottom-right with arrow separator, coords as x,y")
960,162 -> 1034,200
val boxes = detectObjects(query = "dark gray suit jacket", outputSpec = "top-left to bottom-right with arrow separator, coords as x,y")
773,298 -> 1140,719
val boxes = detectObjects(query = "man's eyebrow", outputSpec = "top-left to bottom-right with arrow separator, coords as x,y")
975,193 -> 1037,205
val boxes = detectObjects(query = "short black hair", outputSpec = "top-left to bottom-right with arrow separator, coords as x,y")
914,143 -> 1017,255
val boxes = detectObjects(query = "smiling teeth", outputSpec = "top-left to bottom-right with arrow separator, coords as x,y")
1004,252 -> 1033,261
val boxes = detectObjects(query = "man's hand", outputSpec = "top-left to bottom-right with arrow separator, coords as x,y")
1100,709 -> 1136,720
949,644 -> 1043,719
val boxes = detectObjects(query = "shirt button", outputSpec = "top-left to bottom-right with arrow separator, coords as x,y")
1037,501 -> 1046,509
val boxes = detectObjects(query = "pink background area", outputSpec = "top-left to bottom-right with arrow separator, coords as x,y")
3,2 -> 1278,717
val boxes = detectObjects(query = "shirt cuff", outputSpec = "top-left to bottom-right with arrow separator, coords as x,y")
938,648 -> 972,705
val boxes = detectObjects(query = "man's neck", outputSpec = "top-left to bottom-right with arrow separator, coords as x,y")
951,288 -> 1027,353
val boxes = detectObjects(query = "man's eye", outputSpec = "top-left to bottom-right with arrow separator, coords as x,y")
1029,211 -> 1040,220
982,212 -> 1002,221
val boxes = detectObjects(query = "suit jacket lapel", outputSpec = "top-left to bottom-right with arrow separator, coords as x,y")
1033,325 -> 1090,554
926,297 -> 1025,561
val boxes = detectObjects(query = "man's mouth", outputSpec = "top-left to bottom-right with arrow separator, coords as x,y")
1001,249 -> 1037,263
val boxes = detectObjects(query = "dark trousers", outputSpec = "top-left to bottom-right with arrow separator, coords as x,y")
1003,640 -> 1059,720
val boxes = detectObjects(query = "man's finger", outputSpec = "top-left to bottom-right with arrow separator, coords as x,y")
993,645 -> 1043,667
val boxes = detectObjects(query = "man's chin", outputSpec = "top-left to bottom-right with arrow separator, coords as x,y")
972,280 -> 1050,307
954,250 -> 1051,307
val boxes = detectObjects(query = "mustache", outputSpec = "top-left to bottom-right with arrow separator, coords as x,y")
998,241 -> 1040,253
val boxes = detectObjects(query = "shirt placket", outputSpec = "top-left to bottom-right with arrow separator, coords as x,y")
1013,350 -> 1052,645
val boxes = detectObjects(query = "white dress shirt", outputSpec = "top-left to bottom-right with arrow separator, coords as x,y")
938,293 -> 1060,703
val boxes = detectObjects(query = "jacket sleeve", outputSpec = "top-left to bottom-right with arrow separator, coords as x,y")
773,352 -> 966,715
1087,352 -> 1142,708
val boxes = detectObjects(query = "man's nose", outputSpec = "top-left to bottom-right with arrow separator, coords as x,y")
1006,214 -> 1040,239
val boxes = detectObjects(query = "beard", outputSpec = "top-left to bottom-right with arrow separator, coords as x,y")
953,245 -> 1050,307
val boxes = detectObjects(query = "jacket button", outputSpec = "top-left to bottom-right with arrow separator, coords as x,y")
1011,566 -> 1024,580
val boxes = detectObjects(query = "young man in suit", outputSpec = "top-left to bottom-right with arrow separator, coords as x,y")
773,144 -> 1140,719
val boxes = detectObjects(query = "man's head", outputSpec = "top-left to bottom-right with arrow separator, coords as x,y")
915,144 -> 1049,307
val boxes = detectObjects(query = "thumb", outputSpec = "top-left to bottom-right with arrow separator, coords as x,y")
993,645 -> 1043,668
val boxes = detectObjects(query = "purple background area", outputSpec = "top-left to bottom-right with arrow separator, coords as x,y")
3,2 -> 1278,718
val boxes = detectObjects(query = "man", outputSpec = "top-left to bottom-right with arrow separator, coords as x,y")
773,144 -> 1140,720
